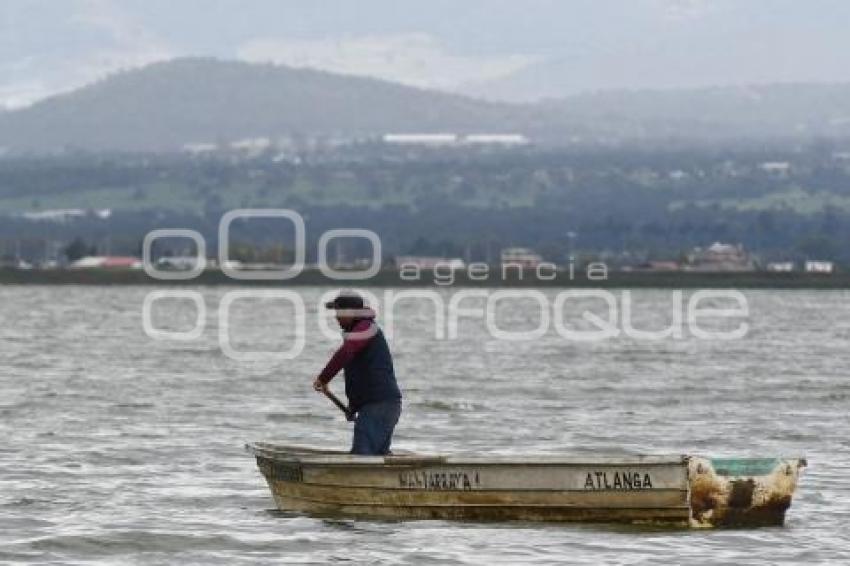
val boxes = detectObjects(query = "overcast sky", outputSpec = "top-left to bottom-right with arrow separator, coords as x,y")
3,0 -> 850,108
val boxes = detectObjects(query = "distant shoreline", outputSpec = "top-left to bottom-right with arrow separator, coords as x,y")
1,268 -> 847,289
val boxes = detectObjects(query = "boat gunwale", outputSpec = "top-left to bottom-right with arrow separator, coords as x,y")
247,444 -> 806,473
246,443 -> 691,467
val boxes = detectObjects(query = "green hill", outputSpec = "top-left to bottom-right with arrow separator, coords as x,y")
0,58 -> 525,153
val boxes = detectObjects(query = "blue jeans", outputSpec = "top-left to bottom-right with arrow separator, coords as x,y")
351,399 -> 402,455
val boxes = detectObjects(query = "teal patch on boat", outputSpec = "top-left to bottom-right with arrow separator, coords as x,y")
711,458 -> 780,477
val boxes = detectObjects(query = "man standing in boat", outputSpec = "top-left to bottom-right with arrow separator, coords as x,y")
313,292 -> 402,455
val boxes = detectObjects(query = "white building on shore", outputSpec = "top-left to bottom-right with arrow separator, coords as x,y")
382,134 -> 458,145
382,133 -> 530,146
394,256 -> 466,270
766,261 -> 795,272
805,260 -> 834,274
501,247 -> 543,269
686,242 -> 755,272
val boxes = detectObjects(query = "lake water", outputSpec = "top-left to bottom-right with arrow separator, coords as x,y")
1,286 -> 848,565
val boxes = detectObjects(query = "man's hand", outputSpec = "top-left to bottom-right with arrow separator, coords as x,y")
313,378 -> 327,392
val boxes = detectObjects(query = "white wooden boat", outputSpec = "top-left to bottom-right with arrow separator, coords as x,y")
247,442 -> 805,528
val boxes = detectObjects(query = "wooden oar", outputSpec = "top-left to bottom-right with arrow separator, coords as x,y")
323,389 -> 355,421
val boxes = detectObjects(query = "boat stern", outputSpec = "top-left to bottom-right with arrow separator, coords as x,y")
688,457 -> 806,528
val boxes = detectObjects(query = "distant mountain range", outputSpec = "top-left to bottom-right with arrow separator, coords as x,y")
2,58 -> 850,153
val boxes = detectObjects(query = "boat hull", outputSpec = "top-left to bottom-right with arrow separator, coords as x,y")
248,443 -> 804,528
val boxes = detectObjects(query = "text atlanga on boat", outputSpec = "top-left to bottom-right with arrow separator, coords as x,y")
246,443 -> 805,528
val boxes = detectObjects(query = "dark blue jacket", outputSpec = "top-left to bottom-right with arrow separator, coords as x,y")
343,326 -> 401,412
318,314 -> 402,412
